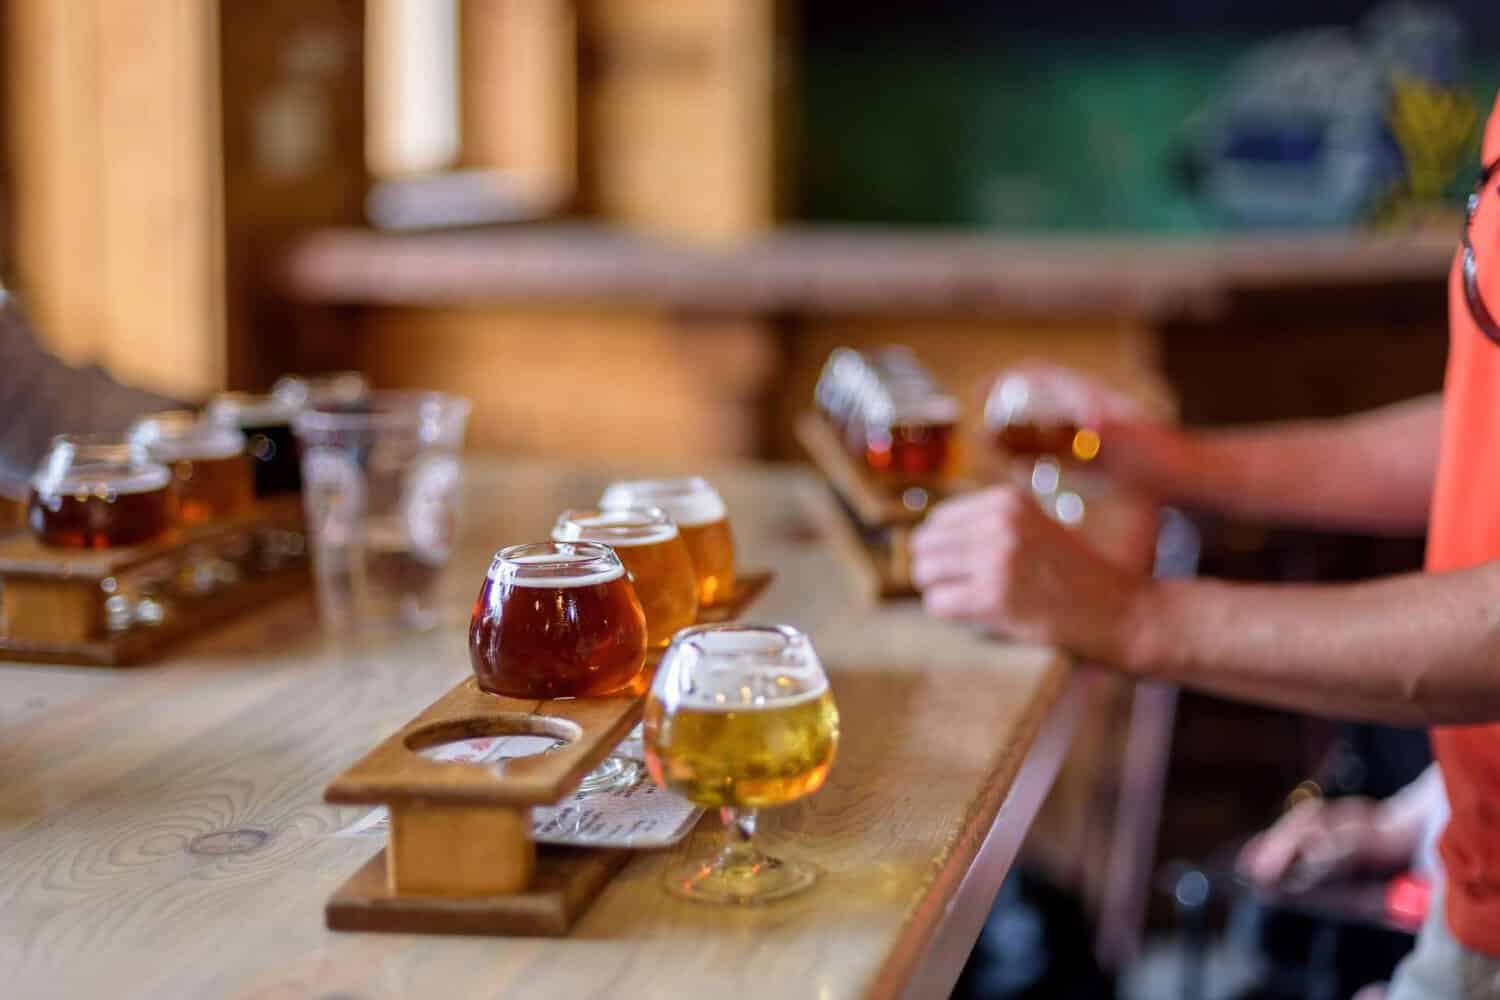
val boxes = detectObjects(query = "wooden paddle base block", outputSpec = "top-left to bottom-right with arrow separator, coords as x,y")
815,501 -> 918,601
388,803 -> 536,896
327,845 -> 629,937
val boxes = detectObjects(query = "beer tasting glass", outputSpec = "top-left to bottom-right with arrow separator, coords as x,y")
27,435 -> 174,548
129,410 -> 253,524
862,391 -> 960,486
600,477 -> 736,609
814,347 -> 873,434
983,372 -> 1099,525
551,506 -> 698,649
207,392 -> 303,497
645,624 -> 839,904
470,541 -> 648,699
271,371 -> 369,411
293,391 -> 470,632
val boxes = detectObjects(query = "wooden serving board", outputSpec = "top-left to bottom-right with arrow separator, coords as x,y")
324,568 -> 773,937
0,497 -> 310,666
795,413 -> 965,599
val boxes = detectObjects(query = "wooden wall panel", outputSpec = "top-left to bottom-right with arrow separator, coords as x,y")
4,0 -> 224,398
354,304 -> 781,460
460,0 -> 576,205
577,0 -> 785,244
218,0 -> 366,389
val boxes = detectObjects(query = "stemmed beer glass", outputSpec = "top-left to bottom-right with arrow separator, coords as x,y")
644,624 -> 839,904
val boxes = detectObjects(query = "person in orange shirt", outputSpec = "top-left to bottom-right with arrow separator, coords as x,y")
912,95 -> 1500,999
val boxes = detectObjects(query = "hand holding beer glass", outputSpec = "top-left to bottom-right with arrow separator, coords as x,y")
600,477 -> 735,609
645,624 -> 839,904
983,367 -> 1105,524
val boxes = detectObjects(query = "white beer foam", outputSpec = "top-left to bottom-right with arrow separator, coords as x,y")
600,479 -> 726,527
142,432 -> 245,463
552,510 -> 678,547
36,463 -> 171,496
670,674 -> 830,711
490,552 -> 625,588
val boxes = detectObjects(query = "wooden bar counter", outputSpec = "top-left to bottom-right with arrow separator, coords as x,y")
0,459 -> 1083,999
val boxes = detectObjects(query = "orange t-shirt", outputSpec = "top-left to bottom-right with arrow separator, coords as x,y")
1428,91 -> 1500,956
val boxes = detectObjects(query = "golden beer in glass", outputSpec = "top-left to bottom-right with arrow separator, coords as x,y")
645,624 -> 839,904
600,477 -> 735,608
552,506 -> 698,649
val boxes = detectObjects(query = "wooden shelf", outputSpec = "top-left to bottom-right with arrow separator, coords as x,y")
275,222 -> 1457,321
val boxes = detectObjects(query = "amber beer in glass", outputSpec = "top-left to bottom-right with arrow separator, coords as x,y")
130,411 -> 253,524
26,436 -> 174,548
984,374 -> 1102,464
469,541 -> 648,699
862,393 -> 959,485
552,507 -> 698,649
600,477 -> 735,608
645,624 -> 839,904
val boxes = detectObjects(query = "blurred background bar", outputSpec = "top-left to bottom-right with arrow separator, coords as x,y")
5,0 -> 1490,457
1,3 -> 1494,994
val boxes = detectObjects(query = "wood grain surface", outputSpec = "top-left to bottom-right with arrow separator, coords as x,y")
0,459 -> 1073,999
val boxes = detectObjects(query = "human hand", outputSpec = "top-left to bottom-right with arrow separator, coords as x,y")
1236,796 -> 1418,892
910,485 -> 1151,663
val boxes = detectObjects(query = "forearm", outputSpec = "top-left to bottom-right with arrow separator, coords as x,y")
1118,395 -> 1442,535
1123,562 -> 1500,725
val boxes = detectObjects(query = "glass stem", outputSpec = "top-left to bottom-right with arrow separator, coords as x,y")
717,807 -> 763,871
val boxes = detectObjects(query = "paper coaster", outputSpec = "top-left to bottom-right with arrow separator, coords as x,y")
335,733 -> 702,849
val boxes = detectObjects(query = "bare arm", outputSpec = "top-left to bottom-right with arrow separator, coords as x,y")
1124,562 -> 1500,725
994,365 -> 1443,535
1107,394 -> 1443,536
912,487 -> 1500,727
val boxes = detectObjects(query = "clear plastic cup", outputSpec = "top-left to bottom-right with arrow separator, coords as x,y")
292,391 -> 470,631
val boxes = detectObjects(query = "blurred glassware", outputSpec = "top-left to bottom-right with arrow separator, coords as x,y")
862,391 -> 960,487
27,435 -> 174,549
129,410 -> 252,524
270,371 -> 370,412
984,373 -> 1097,526
207,392 -> 303,497
293,390 -> 470,632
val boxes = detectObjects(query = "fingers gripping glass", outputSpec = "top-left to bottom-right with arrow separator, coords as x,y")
1464,161 -> 1500,346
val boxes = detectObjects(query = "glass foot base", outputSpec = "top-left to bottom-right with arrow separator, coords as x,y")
664,853 -> 819,905
573,755 -> 643,796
